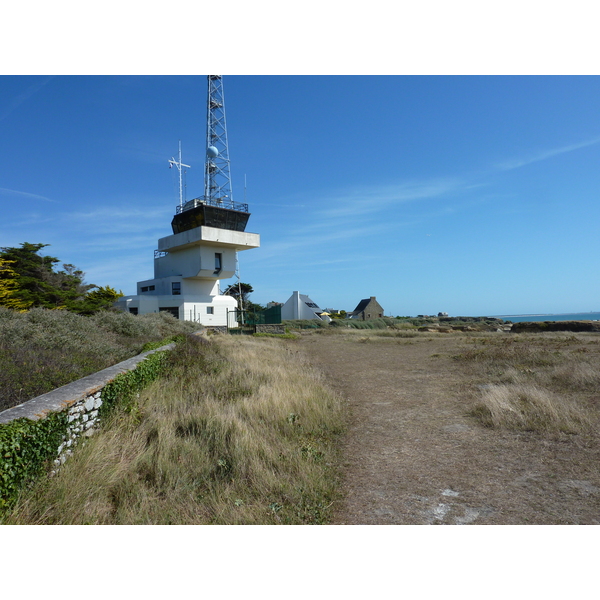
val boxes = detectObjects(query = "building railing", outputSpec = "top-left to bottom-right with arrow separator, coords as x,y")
176,196 -> 249,215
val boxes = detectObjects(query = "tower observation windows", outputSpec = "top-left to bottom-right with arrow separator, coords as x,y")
171,198 -> 250,234
172,282 -> 181,295
214,253 -> 222,274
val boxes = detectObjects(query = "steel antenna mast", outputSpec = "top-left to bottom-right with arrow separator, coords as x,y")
169,141 -> 191,211
205,75 -> 243,323
204,75 -> 233,205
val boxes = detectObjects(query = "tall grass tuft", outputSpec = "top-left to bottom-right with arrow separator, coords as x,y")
470,383 -> 594,434
3,334 -> 345,524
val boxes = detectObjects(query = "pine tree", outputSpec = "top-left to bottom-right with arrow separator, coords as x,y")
0,258 -> 32,311
0,243 -> 123,313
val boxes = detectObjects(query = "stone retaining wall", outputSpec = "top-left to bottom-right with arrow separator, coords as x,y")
0,343 -> 176,471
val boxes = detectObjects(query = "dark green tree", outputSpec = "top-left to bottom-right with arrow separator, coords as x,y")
223,282 -> 254,309
0,243 -> 122,313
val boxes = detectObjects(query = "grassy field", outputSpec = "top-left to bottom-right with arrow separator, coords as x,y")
327,326 -> 600,434
3,322 -> 599,525
0,308 -> 200,412
3,333 -> 345,524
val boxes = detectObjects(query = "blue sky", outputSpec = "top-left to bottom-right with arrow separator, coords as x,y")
2,75 -> 600,317
2,2 -> 596,584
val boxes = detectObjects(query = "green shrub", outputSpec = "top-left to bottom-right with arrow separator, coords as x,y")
0,308 -> 199,412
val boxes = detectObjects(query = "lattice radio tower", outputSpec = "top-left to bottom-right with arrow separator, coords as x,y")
204,75 -> 233,204
205,75 -> 244,320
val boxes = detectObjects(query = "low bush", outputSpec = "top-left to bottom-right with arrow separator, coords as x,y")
0,308 -> 198,412
252,332 -> 299,339
283,319 -> 329,330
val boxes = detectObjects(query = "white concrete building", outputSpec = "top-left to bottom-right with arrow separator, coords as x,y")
116,198 -> 259,326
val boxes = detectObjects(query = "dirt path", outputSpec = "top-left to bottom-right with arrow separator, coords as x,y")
298,333 -> 600,525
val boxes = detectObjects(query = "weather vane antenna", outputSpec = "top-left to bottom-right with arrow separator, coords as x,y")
204,75 -> 233,205
168,140 -> 191,211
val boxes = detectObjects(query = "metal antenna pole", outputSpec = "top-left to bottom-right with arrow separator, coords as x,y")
169,141 -> 191,211
204,75 -> 233,205
235,254 -> 244,325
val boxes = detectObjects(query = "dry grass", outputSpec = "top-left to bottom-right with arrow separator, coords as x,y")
312,328 -> 599,436
471,383 -> 593,434
3,334 -> 345,524
456,332 -> 600,434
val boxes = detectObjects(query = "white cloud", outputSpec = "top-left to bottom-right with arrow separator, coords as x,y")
65,206 -> 171,234
316,179 -> 462,219
0,187 -> 56,203
495,136 -> 600,171
0,76 -> 53,123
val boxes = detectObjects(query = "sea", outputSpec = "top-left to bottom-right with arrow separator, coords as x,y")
492,312 -> 600,323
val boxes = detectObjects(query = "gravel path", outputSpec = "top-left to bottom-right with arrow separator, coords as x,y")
298,333 -> 600,525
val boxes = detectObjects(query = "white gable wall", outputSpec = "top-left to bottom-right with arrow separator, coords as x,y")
281,291 -> 324,320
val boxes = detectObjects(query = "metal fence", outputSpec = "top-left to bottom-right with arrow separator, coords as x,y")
243,305 -> 281,325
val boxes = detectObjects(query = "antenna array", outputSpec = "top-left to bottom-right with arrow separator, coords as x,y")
168,141 -> 191,210
204,75 -> 233,204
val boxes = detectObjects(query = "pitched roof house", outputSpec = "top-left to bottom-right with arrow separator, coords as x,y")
348,296 -> 384,320
281,291 -> 330,321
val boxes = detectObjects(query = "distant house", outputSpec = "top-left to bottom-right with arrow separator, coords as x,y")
281,291 -> 330,321
348,296 -> 384,320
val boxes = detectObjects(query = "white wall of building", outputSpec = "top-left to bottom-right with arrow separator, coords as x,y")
118,223 -> 259,327
281,291 -> 325,321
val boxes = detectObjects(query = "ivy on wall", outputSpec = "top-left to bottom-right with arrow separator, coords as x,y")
0,344 -> 174,513
0,411 -> 68,511
99,349 -> 170,417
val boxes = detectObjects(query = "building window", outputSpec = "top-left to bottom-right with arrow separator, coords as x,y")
214,253 -> 222,274
129,307 -> 138,315
207,306 -> 214,314
141,285 -> 155,293
172,282 -> 181,295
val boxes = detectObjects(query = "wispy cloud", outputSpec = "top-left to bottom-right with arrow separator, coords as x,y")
259,221 -> 399,258
249,177 -> 472,269
66,206 -> 170,234
316,179 -> 462,220
0,187 -> 56,203
495,136 -> 600,171
0,76 -> 54,123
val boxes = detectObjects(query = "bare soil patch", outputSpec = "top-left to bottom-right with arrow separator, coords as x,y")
298,331 -> 600,524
